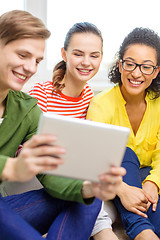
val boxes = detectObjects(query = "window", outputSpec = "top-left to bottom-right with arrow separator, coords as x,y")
46,0 -> 160,91
1,0 -> 160,92
0,0 -> 24,15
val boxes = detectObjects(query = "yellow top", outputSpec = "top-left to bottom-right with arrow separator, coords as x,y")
87,84 -> 160,190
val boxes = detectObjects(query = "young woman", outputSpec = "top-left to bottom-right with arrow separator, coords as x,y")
87,27 -> 160,240
0,10 -> 126,240
29,22 -> 120,239
29,22 -> 102,119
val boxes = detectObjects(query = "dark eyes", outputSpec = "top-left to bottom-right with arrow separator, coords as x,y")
18,53 -> 26,58
91,55 -> 99,58
74,53 -> 99,58
18,53 -> 41,64
74,53 -> 82,56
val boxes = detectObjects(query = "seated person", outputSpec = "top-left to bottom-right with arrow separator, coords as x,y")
0,10 -> 126,240
29,21 -> 119,240
87,27 -> 160,240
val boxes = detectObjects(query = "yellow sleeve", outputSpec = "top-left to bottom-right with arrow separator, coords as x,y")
143,126 -> 160,193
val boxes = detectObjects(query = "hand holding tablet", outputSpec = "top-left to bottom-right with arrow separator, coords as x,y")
37,113 -> 130,183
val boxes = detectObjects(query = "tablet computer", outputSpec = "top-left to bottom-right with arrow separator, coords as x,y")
37,113 -> 130,182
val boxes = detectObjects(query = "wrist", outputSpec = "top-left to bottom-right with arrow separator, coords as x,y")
2,157 -> 17,181
81,181 -> 94,199
116,181 -> 126,197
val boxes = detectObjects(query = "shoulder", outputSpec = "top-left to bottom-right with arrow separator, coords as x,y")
84,83 -> 93,93
8,90 -> 42,118
84,83 -> 93,91
147,93 -> 160,111
92,85 -> 117,105
9,89 -> 37,103
29,81 -> 53,93
83,83 -> 94,97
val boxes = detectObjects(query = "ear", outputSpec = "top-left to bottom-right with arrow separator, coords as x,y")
61,47 -> 67,62
153,66 -> 160,79
119,59 -> 122,74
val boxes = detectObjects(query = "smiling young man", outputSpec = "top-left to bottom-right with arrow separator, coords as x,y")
0,10 -> 126,240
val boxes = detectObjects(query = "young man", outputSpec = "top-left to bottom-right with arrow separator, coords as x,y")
0,10 -> 126,240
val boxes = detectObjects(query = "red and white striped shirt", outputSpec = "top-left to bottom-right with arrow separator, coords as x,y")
15,81 -> 94,157
29,81 -> 94,119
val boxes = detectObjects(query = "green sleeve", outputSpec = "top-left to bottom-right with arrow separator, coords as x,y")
37,174 -> 94,205
22,105 -> 42,143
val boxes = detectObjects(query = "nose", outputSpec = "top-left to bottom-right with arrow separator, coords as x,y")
23,60 -> 37,75
131,65 -> 142,78
81,55 -> 90,66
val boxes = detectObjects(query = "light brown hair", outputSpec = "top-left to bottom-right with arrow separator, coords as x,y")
0,10 -> 51,45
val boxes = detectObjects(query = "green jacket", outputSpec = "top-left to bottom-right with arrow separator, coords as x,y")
0,90 -> 92,204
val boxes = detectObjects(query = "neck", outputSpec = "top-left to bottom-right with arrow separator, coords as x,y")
120,85 -> 146,105
0,90 -> 8,105
0,91 -> 8,118
62,75 -> 86,98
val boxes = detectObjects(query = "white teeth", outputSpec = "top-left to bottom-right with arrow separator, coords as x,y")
79,69 -> 91,73
130,80 -> 141,85
14,72 -> 26,80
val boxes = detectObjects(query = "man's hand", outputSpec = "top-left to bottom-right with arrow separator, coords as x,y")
2,134 -> 65,182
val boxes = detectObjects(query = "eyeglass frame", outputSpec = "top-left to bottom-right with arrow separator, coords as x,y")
120,59 -> 158,75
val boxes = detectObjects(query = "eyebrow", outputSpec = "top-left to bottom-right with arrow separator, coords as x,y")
125,57 -> 155,64
72,49 -> 101,54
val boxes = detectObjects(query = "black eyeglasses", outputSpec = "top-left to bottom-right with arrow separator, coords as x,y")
120,59 -> 158,75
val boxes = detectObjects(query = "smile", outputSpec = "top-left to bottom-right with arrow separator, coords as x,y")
129,79 -> 143,85
77,68 -> 93,73
13,71 -> 27,81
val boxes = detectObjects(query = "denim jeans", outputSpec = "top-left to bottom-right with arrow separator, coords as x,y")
0,188 -> 102,240
114,147 -> 160,240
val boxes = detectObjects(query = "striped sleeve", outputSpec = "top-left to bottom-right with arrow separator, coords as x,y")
29,83 -> 48,112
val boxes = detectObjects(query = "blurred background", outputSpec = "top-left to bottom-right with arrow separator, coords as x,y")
1,0 -> 160,93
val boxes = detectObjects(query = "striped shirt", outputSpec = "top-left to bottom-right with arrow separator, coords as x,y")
15,81 -> 93,157
29,81 -> 94,119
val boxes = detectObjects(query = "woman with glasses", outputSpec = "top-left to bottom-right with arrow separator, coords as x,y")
87,27 -> 160,240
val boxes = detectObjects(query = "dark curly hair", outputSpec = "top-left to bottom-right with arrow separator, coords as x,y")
108,27 -> 160,99
52,22 -> 103,92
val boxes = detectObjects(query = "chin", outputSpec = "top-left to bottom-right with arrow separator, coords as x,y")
11,84 -> 24,92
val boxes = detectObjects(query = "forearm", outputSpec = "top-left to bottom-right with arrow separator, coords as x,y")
0,156 -> 8,182
81,181 -> 94,198
38,174 -> 94,204
116,181 -> 127,198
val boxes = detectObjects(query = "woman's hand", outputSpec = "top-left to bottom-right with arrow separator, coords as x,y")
82,166 -> 126,201
2,134 -> 65,182
142,180 -> 159,212
117,182 -> 155,218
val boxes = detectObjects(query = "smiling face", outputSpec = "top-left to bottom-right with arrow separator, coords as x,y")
0,38 -> 45,93
119,44 -> 160,98
61,32 -> 102,84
